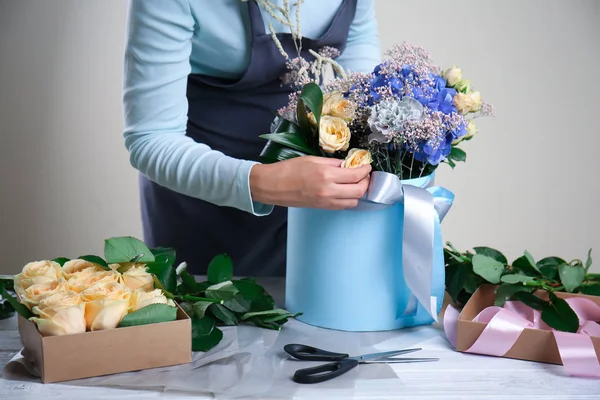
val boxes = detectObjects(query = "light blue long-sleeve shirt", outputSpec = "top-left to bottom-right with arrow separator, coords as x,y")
123,0 -> 381,216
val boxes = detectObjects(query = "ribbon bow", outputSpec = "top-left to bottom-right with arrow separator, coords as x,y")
351,171 -> 454,321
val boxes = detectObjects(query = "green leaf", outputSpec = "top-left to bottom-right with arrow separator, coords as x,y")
296,99 -> 315,146
473,247 -> 508,264
241,308 -> 291,321
0,276 -> 14,291
500,274 -> 536,284
118,303 -> 177,328
250,294 -> 276,312
104,236 -> 155,264
261,311 -> 300,323
300,82 -> 324,123
222,294 -> 252,313
205,281 -> 239,301
449,147 -> 466,162
191,316 -> 224,352
273,117 -> 301,134
259,139 -> 308,164
78,255 -> 110,270
180,270 -> 203,293
250,317 -> 281,331
192,301 -> 214,319
580,284 -> 600,296
444,248 -> 466,263
541,292 -> 580,333
207,254 -> 233,284
472,254 -> 505,284
258,133 -> 316,155
233,279 -> 265,300
209,304 -> 238,326
145,247 -> 177,294
558,263 -> 585,292
180,301 -> 194,316
494,284 -> 534,307
513,291 -> 549,311
445,263 -> 468,303
0,285 -> 33,319
464,273 -> 483,294
52,257 -> 70,266
512,253 -> 541,276
585,249 -> 593,273
0,301 -> 15,320
446,157 -> 456,169
537,257 -> 565,280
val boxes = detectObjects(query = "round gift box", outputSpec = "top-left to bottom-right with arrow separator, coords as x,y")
284,177 -> 446,332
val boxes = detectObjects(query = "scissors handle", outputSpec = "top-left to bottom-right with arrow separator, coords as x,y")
292,358 -> 359,384
284,344 -> 349,361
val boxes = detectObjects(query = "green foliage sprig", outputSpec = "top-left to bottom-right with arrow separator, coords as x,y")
445,243 -> 598,333
0,237 -> 300,352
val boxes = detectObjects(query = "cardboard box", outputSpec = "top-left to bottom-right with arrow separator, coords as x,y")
17,304 -> 191,383
456,284 -> 600,365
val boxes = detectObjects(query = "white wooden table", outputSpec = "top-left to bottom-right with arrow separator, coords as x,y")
1,278 -> 598,399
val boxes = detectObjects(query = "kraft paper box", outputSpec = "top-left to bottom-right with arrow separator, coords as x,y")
455,284 -> 600,365
17,304 -> 191,383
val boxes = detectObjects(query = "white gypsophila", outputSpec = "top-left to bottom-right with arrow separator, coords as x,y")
367,97 -> 425,144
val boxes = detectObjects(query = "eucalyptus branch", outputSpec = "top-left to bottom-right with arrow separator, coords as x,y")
444,243 -> 595,333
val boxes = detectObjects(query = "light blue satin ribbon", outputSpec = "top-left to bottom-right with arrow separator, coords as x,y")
350,171 -> 454,321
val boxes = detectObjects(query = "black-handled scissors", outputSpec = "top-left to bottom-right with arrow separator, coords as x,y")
284,343 -> 438,384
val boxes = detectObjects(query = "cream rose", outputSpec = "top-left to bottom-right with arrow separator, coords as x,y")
67,269 -> 121,293
130,288 -> 175,312
13,260 -> 63,297
30,290 -> 86,336
465,120 -> 479,139
121,264 -> 154,292
319,116 -> 351,154
62,259 -> 104,280
19,280 -> 68,310
454,93 -> 475,115
341,148 -> 372,168
468,91 -> 482,112
322,92 -> 355,122
81,281 -> 131,331
455,79 -> 472,94
443,66 -> 463,87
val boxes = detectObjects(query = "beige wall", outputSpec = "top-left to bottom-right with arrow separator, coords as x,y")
0,0 -> 598,274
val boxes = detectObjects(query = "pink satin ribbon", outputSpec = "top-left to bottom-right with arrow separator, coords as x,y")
443,297 -> 600,378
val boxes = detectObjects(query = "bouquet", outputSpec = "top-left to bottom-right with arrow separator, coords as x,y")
0,236 -> 298,351
259,42 -> 493,178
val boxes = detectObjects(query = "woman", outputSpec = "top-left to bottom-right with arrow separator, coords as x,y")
122,0 -> 381,276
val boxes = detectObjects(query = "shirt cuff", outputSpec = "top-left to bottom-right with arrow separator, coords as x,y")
237,161 -> 274,216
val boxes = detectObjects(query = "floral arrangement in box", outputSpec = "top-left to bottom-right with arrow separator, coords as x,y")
0,236 -> 299,351
260,41 -> 494,177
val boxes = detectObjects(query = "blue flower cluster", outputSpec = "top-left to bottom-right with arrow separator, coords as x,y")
363,63 -> 468,165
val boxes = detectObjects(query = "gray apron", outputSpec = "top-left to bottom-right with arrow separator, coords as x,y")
139,0 -> 357,276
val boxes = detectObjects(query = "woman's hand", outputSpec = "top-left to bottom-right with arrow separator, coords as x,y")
250,156 -> 371,210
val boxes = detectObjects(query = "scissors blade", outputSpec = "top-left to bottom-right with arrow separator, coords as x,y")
351,348 -> 422,362
364,357 -> 439,364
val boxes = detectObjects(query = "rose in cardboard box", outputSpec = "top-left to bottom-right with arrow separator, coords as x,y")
443,243 -> 600,378
0,236 -> 299,383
